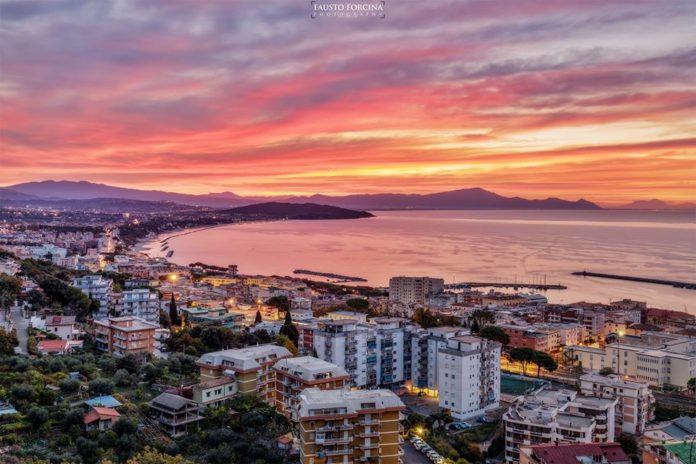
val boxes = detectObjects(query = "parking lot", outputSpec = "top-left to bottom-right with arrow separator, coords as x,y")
402,442 -> 431,464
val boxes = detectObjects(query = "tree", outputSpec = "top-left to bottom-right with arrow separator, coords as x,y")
479,325 -> 510,345
122,448 -> 193,464
26,406 -> 49,430
276,334 -> 298,356
254,310 -> 262,324
687,377 -> 696,396
508,347 -> 536,376
160,310 -> 171,328
266,296 -> 290,312
599,367 -> 614,376
169,295 -> 178,326
0,274 -> 21,310
58,378 -> 81,394
88,378 -> 114,395
346,298 -> 369,313
532,351 -> 557,377
0,328 -> 18,355
470,319 -> 480,334
77,437 -> 100,464
284,310 -> 293,325
468,309 -> 495,330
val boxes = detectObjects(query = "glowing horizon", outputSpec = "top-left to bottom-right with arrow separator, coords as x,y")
1,0 -> 695,204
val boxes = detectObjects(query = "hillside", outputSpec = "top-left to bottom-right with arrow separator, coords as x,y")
222,202 -> 374,219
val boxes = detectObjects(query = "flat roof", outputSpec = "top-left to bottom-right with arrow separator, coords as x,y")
296,388 -> 404,419
273,356 -> 348,381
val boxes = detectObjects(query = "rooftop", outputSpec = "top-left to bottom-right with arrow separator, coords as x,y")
524,443 -> 630,464
296,388 -> 404,419
196,344 -> 292,371
273,356 -> 349,381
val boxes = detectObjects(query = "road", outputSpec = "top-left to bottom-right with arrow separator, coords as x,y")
402,443 -> 431,464
10,305 -> 28,354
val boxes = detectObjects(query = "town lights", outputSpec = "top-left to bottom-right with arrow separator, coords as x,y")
169,274 -> 178,283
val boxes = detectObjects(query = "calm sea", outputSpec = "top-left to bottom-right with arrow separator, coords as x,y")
141,210 -> 696,313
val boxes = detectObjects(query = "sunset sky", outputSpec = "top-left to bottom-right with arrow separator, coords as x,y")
1,0 -> 695,205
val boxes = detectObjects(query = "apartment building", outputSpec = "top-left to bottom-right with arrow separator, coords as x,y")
642,416 -> 696,464
273,356 -> 350,419
499,324 -> 558,353
94,316 -> 157,355
438,335 -> 501,420
72,275 -> 113,318
313,317 -> 415,388
519,443 -> 631,464
388,276 -> 444,305
572,336 -> 696,389
410,326 -> 469,395
117,288 -> 160,322
581,310 -> 607,339
580,373 -> 654,435
503,388 -> 617,463
196,344 -> 292,403
535,323 -> 585,348
295,388 -> 405,464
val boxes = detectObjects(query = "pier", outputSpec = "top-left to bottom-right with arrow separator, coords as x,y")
445,282 -> 567,291
572,271 -> 696,290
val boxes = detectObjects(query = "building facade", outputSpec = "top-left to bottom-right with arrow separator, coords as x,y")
388,276 -> 444,306
94,316 -> 157,355
295,388 -> 405,464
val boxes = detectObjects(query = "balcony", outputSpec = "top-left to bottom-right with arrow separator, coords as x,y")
360,419 -> 380,426
358,431 -> 380,438
323,447 -> 353,456
318,436 -> 352,445
359,443 -> 380,450
317,423 -> 354,432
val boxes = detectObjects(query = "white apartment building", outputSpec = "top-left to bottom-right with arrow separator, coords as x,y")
72,275 -> 113,318
438,335 -> 501,420
389,276 -> 445,305
313,317 -> 415,388
314,319 -> 370,387
580,373 -> 654,435
503,388 -> 617,464
411,326 -> 469,395
117,288 -> 160,323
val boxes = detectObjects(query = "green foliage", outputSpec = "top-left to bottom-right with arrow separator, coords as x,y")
478,325 -> 510,345
254,310 -> 262,324
345,298 -> 369,313
265,296 -> 290,312
169,295 -> 179,326
0,328 -> 19,356
26,406 -> 49,430
58,378 -> 80,394
599,367 -> 614,376
88,378 -> 114,395
413,308 -> 459,328
468,309 -> 495,330
0,274 -> 22,309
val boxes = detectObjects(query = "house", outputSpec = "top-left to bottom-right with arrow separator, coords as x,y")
44,315 -> 81,340
150,393 -> 203,437
37,339 -> 84,355
192,377 -> 238,407
83,407 -> 120,432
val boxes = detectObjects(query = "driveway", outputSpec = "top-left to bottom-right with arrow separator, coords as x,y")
10,306 -> 28,354
402,442 -> 431,464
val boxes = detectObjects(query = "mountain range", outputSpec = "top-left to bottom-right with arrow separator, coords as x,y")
618,199 -> 696,211
1,180 -> 602,210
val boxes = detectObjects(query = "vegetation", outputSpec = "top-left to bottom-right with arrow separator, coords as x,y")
599,367 -> 614,376
265,296 -> 290,312
412,308 -> 459,328
508,347 -> 558,376
478,325 -> 510,345
0,274 -> 22,309
164,326 -> 272,357
0,328 -> 19,355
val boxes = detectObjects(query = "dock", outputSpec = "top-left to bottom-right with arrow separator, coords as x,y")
572,271 -> 696,290
445,282 -> 567,291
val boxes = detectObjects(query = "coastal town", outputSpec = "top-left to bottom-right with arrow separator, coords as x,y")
0,212 -> 694,464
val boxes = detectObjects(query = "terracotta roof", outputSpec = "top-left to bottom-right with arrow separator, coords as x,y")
83,407 -> 120,424
196,376 -> 235,390
527,443 -> 629,464
38,340 -> 69,352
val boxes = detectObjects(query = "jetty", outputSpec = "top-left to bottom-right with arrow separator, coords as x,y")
293,269 -> 367,282
445,282 -> 566,291
572,271 -> 696,290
